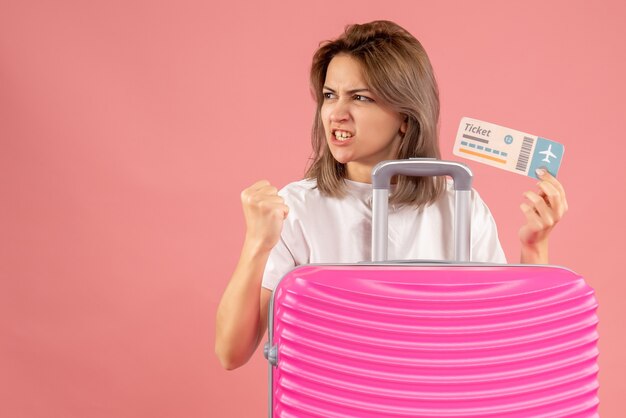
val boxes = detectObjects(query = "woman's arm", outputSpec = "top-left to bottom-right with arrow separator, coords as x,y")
215,241 -> 273,370
519,168 -> 569,264
215,180 -> 288,370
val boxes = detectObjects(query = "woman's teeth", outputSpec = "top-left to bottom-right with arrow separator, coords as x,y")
335,131 -> 353,141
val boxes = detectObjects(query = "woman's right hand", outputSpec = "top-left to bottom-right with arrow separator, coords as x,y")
240,180 -> 289,252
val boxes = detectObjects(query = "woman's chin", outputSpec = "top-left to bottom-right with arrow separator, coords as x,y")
329,150 -> 354,165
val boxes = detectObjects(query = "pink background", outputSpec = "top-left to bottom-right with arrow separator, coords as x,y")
1,1 -> 624,417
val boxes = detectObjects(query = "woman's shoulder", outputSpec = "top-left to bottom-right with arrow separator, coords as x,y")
277,178 -> 322,206
279,178 -> 318,195
426,178 -> 488,213
441,178 -> 485,201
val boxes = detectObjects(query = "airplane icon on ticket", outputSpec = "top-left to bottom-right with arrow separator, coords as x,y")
539,144 -> 557,163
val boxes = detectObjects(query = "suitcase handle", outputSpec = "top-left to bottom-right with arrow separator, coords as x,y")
371,158 -> 473,262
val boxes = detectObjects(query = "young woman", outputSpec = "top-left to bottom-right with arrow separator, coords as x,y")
215,20 -> 568,370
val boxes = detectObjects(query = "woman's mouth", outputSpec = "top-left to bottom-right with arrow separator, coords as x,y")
332,129 -> 354,143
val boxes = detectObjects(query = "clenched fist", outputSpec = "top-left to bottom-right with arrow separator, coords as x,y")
240,180 -> 290,253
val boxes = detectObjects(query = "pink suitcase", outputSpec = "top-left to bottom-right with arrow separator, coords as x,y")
264,159 -> 598,417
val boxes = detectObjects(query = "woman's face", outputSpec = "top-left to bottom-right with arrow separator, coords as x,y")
321,53 -> 406,183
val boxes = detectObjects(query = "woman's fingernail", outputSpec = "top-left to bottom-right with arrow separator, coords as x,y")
536,168 -> 546,177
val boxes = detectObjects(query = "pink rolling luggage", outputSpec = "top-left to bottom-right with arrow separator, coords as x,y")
264,159 -> 599,417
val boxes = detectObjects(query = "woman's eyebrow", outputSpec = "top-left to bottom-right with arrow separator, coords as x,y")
323,86 -> 371,94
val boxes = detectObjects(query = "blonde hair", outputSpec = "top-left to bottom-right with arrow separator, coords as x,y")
305,20 -> 445,208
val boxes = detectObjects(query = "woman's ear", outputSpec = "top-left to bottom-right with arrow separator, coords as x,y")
400,115 -> 408,134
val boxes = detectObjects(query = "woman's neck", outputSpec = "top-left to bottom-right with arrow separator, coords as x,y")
346,163 -> 398,185
346,164 -> 372,183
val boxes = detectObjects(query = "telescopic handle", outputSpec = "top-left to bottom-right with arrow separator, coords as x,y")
371,159 -> 473,262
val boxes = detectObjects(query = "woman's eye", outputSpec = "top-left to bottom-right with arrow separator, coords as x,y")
354,94 -> 373,102
322,92 -> 335,99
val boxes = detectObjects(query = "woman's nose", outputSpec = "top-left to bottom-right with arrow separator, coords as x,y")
329,100 -> 350,122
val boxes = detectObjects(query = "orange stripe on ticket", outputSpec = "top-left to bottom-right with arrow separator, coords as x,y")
459,148 -> 507,164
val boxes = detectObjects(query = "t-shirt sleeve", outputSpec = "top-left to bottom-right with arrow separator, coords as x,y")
261,236 -> 297,291
261,186 -> 310,291
470,189 -> 508,263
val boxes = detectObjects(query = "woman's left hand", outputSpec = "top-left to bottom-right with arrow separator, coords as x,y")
519,168 -> 569,251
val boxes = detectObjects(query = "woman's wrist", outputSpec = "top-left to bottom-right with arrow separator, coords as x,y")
520,240 -> 549,264
242,236 -> 274,259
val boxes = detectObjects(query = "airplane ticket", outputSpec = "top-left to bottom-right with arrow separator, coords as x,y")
453,117 -> 564,179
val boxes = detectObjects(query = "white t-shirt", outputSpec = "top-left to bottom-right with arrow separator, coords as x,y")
261,178 -> 507,290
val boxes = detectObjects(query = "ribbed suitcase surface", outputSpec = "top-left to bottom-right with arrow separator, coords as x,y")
268,264 -> 598,417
